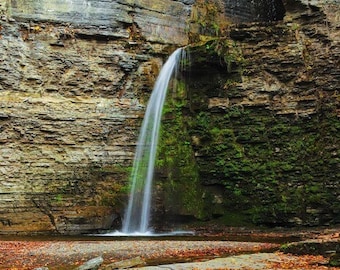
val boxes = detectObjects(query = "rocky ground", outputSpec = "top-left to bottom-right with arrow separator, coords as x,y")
136,252 -> 337,270
0,226 -> 339,269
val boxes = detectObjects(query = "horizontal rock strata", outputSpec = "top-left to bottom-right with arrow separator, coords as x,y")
0,0 -> 339,233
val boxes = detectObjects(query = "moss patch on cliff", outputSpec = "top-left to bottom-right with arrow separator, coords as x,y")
155,80 -> 207,221
88,164 -> 130,209
188,0 -> 230,39
174,16 -> 340,227
188,104 -> 339,226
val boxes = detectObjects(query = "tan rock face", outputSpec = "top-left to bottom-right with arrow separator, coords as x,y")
0,0 -> 193,234
7,0 -> 194,45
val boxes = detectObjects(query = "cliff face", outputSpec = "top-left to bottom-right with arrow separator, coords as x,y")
156,0 -> 339,227
0,0 -> 193,234
0,0 -> 339,234
7,0 -> 193,45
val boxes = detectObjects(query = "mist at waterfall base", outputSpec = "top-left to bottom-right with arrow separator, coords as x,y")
102,48 -> 194,237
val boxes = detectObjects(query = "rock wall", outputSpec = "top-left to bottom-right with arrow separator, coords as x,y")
0,0 -> 193,234
8,0 -> 194,44
0,0 -> 339,234
223,0 -> 285,22
155,0 -> 340,227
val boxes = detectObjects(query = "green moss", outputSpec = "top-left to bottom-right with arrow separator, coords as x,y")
156,80 -> 206,219
92,164 -> 131,175
154,40 -> 339,227
186,104 -> 339,225
216,211 -> 252,227
87,164 -> 131,207
188,0 -> 229,38
189,38 -> 246,74
99,182 -> 127,207
54,194 -> 63,205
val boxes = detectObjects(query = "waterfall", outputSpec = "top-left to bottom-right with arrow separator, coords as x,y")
121,48 -> 186,234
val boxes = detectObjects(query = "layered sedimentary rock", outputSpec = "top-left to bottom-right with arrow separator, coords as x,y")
8,0 -> 194,44
156,0 -> 339,226
223,0 -> 285,22
0,0 -> 339,234
0,0 -> 193,234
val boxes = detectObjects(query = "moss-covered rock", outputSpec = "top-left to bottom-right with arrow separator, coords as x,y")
154,3 -> 339,227
155,81 -> 207,222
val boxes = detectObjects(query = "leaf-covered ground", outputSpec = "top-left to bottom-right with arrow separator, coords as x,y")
0,227 -> 338,269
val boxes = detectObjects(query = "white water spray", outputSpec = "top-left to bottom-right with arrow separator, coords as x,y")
121,48 -> 187,235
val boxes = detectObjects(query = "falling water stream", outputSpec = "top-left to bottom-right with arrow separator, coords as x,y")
114,48 -> 188,236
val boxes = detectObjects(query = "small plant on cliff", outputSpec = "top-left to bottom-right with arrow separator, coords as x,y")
189,0 -> 230,38
191,37 -> 246,74
212,38 -> 245,73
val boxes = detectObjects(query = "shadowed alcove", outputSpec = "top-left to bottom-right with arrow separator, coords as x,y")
224,0 -> 286,22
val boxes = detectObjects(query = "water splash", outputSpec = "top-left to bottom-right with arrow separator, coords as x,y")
99,230 -> 195,237
121,48 -> 187,234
